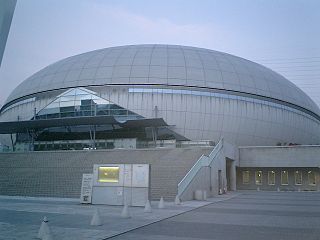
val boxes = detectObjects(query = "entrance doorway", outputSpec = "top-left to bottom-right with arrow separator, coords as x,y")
226,158 -> 235,191
218,170 -> 222,194
226,160 -> 231,190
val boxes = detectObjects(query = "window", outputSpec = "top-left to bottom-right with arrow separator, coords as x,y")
295,171 -> 302,185
308,171 -> 316,185
268,171 -> 275,185
242,171 -> 250,184
255,171 -> 262,185
281,170 -> 289,185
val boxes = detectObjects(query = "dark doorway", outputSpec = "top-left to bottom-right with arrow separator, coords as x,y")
226,159 -> 232,190
218,170 -> 222,194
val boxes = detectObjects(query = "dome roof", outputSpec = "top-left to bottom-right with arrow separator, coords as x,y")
5,44 -> 320,116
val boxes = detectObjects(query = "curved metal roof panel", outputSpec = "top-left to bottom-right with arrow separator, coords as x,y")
4,44 -> 320,116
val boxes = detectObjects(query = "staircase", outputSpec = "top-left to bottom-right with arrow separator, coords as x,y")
177,139 -> 223,197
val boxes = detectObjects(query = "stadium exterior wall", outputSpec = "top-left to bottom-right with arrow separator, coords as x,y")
1,84 -> 320,147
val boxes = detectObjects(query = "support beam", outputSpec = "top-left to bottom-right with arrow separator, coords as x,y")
10,133 -> 15,152
230,160 -> 237,191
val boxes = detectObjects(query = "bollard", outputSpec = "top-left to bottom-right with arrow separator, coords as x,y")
121,204 -> 131,218
174,195 -> 181,205
90,208 -> 103,226
194,190 -> 203,200
144,200 -> 152,213
203,191 -> 207,201
257,187 -> 260,191
277,187 -> 280,192
37,216 -> 52,240
158,197 -> 165,209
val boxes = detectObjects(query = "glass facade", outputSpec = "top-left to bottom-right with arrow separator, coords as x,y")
36,87 -> 142,121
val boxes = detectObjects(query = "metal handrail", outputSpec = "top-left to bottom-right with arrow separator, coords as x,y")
177,138 -> 223,196
208,138 -> 223,163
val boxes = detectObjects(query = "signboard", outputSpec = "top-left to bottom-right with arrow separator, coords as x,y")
80,174 -> 93,204
93,164 -> 124,186
98,166 -> 120,183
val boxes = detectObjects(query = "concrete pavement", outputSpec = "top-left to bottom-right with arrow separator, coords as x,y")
0,193 -> 237,240
110,191 -> 320,240
1,191 -> 320,239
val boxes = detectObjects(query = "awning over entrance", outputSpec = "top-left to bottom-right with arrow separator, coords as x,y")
0,116 -> 168,134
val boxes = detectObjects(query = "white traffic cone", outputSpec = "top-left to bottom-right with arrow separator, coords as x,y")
158,197 -> 165,209
37,216 -> 52,239
219,189 -> 222,195
121,204 -> 131,218
90,208 -> 102,226
174,195 -> 181,205
144,200 -> 152,213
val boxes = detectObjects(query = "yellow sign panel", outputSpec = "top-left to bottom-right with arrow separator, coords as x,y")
98,166 -> 120,183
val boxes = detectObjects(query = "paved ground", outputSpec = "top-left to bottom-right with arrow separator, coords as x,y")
110,191 -> 320,240
0,194 -> 236,240
1,191 -> 319,239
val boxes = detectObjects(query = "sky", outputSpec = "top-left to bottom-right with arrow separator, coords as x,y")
1,0 -> 320,107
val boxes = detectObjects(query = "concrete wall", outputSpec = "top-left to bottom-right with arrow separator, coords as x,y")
0,147 -> 212,200
238,145 -> 320,191
239,145 -> 320,167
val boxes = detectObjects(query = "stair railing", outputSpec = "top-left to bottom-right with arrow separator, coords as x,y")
177,138 -> 223,196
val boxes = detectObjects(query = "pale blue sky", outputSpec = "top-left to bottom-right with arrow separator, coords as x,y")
1,0 -> 320,106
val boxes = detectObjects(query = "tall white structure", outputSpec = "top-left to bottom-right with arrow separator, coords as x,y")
0,0 -> 16,67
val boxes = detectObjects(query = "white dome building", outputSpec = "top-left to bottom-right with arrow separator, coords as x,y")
1,44 -> 320,149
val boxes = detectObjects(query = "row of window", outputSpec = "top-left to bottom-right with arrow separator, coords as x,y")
242,170 -> 316,186
36,107 -> 137,119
